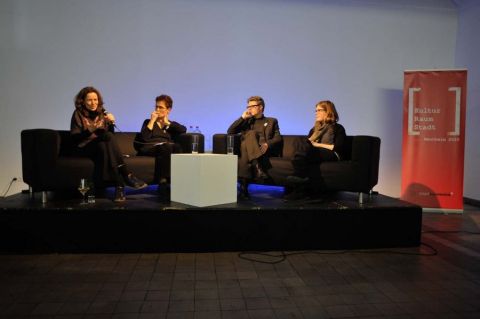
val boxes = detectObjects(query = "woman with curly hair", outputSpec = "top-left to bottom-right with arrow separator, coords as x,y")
70,86 -> 147,202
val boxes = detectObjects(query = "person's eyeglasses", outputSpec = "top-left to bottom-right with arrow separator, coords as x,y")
247,104 -> 261,109
316,108 -> 327,113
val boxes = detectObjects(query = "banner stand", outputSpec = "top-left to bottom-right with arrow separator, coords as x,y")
401,69 -> 467,213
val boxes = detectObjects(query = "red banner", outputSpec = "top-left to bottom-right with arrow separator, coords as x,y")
401,70 -> 467,212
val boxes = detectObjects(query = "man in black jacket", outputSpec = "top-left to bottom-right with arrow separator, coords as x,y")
227,96 -> 282,197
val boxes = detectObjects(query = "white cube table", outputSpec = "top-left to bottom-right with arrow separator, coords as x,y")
171,154 -> 238,207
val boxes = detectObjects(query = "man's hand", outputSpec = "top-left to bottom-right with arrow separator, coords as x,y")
260,143 -> 269,154
241,110 -> 252,120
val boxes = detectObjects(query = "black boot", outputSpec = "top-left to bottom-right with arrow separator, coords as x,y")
283,189 -> 306,201
239,179 -> 250,199
283,180 -> 310,201
118,164 -> 147,189
286,175 -> 309,184
157,178 -> 170,202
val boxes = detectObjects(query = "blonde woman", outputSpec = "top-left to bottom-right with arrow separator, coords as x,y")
286,100 -> 346,199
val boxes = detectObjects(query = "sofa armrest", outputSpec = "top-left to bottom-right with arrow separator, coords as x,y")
176,133 -> 205,153
21,129 -> 61,189
212,134 -> 241,154
350,136 -> 381,190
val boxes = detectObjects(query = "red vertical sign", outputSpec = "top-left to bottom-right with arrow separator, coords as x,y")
401,70 -> 467,212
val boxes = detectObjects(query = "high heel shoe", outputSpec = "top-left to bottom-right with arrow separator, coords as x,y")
124,173 -> 147,189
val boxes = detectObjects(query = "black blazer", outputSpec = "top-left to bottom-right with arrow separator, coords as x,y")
308,123 -> 347,160
227,115 -> 282,155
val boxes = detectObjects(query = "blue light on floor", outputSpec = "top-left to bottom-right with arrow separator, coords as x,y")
247,183 -> 285,194
105,183 -> 287,196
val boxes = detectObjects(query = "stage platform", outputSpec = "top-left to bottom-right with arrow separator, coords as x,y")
0,185 -> 422,253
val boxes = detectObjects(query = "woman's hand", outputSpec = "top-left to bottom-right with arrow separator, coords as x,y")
310,141 -> 321,148
311,141 -> 334,150
90,133 -> 98,140
147,111 -> 159,130
150,111 -> 159,122
105,113 -> 116,123
161,114 -> 171,126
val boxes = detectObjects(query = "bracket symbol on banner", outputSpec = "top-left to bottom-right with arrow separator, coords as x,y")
408,88 -> 421,136
408,87 -> 462,137
448,87 -> 461,136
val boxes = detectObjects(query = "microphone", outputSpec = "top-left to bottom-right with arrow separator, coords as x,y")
102,107 -> 122,132
103,108 -> 115,124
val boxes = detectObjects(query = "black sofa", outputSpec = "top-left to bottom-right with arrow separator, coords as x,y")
21,129 -> 204,202
212,133 -> 381,202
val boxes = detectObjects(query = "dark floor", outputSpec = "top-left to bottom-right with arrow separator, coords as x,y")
0,187 -> 479,318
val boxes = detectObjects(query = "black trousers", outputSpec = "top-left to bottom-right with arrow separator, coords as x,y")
291,137 -> 338,178
238,130 -> 270,179
138,142 -> 182,182
72,132 -> 125,187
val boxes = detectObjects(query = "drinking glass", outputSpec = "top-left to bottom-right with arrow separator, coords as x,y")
78,178 -> 90,205
227,135 -> 234,155
192,135 -> 199,154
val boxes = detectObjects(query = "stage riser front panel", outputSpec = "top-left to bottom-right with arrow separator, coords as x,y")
1,208 -> 421,253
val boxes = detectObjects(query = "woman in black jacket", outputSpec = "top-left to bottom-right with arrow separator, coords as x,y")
136,95 -> 186,187
70,86 -> 147,202
286,100 -> 346,199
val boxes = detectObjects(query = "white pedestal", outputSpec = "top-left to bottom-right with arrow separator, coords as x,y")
171,154 -> 238,207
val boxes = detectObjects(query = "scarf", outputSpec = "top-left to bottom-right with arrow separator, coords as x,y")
308,121 -> 325,143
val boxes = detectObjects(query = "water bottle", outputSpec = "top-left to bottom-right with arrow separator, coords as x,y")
191,125 -> 200,154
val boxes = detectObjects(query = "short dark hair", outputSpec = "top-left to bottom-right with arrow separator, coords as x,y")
247,96 -> 265,111
74,86 -> 104,111
155,95 -> 173,109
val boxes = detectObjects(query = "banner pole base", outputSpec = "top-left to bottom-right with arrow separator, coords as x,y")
422,207 -> 463,214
